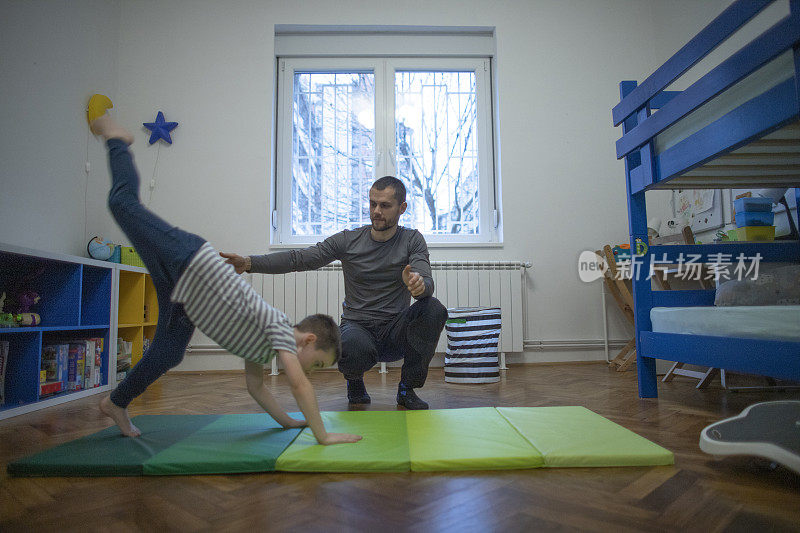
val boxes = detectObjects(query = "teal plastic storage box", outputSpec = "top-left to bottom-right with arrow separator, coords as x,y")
734,197 -> 772,213
735,211 -> 774,228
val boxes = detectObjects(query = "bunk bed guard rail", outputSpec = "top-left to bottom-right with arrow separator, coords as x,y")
613,0 -> 800,194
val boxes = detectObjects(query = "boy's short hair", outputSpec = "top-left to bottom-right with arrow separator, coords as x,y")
371,175 -> 406,204
294,313 -> 342,364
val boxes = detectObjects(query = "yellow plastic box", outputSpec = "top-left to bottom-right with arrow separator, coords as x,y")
736,225 -> 775,241
120,246 -> 145,267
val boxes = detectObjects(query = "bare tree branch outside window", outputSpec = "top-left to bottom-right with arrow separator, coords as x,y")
395,71 -> 479,235
290,70 -> 479,237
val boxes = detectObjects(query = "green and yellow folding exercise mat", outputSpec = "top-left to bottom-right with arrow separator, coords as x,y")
8,407 -> 673,476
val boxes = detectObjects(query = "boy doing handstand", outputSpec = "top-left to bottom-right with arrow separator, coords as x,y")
88,94 -> 360,445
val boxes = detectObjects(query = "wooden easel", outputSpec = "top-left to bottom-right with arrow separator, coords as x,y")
598,245 -> 638,371
598,240 -> 680,372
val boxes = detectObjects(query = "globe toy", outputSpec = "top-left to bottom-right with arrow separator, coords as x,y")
87,236 -> 114,261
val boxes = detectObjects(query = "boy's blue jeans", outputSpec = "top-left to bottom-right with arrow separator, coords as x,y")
106,139 -> 205,408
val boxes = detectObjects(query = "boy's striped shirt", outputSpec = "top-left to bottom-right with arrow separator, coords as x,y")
171,242 -> 296,364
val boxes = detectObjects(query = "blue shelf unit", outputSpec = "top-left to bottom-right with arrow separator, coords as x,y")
612,0 -> 800,398
0,249 -> 112,413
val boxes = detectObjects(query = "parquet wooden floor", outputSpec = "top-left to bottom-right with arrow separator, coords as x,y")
1,363 -> 799,532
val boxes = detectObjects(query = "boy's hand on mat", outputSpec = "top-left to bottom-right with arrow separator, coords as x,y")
219,252 -> 247,274
402,265 -> 425,298
319,433 -> 363,445
282,418 -> 307,429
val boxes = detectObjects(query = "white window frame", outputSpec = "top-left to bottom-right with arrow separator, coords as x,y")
274,55 -> 497,246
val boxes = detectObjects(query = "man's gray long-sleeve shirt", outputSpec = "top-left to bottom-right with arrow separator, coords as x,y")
250,226 -> 434,322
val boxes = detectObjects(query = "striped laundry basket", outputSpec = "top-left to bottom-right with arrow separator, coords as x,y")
444,307 -> 502,383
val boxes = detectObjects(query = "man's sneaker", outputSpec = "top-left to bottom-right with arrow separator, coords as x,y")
396,382 -> 429,410
347,378 -> 371,404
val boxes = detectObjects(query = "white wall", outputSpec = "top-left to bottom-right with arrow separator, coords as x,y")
2,0 -> 737,370
0,0 -> 120,255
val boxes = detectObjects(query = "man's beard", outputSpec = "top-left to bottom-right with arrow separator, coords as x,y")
371,217 -> 396,231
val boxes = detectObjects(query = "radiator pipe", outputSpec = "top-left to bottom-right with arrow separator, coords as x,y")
523,339 -> 630,351
185,345 -> 232,353
187,339 -> 629,353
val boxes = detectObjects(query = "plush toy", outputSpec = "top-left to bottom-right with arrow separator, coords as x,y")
14,313 -> 40,326
2,290 -> 41,327
2,267 -> 45,327
14,290 -> 40,314
0,313 -> 16,328
0,294 -> 18,328
88,236 -> 114,261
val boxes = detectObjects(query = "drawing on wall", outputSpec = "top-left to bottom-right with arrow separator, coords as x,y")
672,189 -> 723,232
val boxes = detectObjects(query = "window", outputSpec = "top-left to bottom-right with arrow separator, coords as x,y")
275,55 -> 497,245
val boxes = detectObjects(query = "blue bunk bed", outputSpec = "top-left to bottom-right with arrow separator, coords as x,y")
612,0 -> 800,398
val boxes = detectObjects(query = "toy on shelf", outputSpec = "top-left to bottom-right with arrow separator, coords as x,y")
0,293 -> 13,328
120,246 -> 144,267
9,290 -> 41,327
0,290 -> 40,327
87,236 -> 121,263
733,195 -> 776,242
14,313 -> 40,326
0,313 -> 16,328
14,290 -> 39,313
611,243 -> 631,261
713,229 -> 731,243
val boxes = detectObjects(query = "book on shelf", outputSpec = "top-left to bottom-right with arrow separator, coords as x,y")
42,340 -> 103,397
41,345 -> 59,383
92,337 -> 103,387
116,337 -> 133,383
0,340 -> 8,406
81,339 -> 96,390
42,344 -> 70,392
39,361 -> 62,397
67,343 -> 88,391
56,344 -> 69,388
39,380 -> 62,397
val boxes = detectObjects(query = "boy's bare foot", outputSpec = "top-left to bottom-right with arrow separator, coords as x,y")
90,114 -> 135,145
100,395 -> 141,437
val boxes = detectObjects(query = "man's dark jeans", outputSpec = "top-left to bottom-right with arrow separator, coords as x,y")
338,297 -> 448,388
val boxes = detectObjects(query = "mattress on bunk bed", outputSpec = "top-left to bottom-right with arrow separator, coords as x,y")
650,305 -> 800,341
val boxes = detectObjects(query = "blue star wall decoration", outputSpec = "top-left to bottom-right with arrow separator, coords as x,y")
143,111 -> 179,145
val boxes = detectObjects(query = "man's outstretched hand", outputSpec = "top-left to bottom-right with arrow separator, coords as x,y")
402,265 -> 425,298
219,252 -> 247,274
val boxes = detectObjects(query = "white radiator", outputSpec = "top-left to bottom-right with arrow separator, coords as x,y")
257,261 -> 529,354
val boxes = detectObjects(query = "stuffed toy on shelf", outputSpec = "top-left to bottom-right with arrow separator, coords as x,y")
0,290 -> 41,327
